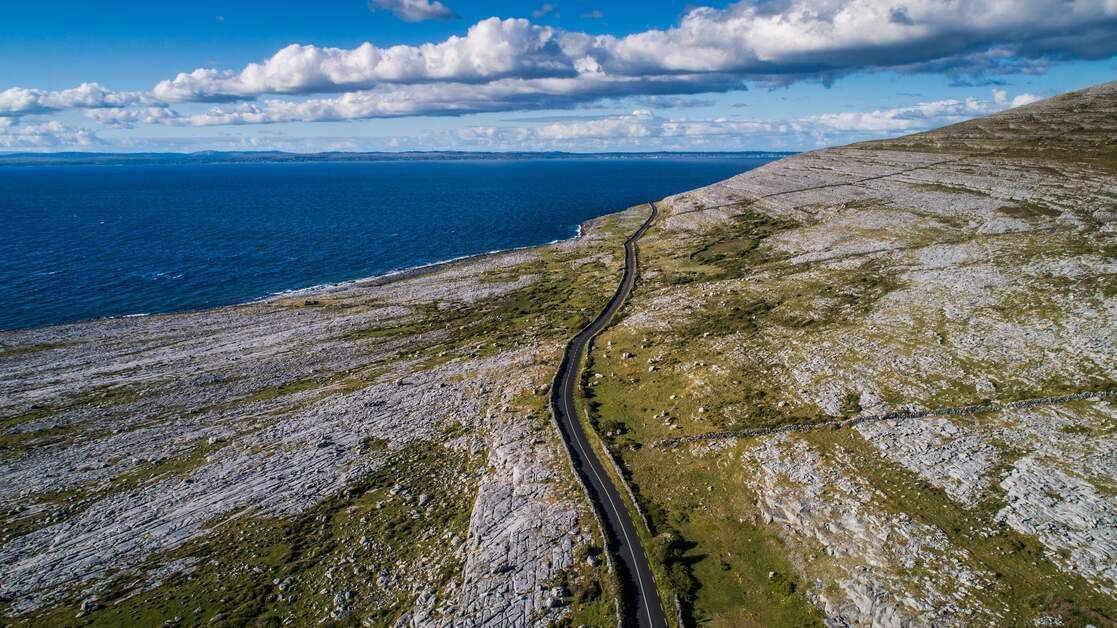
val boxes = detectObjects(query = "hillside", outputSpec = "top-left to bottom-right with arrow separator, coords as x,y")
1,81 -> 1115,627
0,210 -> 650,625
586,80 -> 1117,625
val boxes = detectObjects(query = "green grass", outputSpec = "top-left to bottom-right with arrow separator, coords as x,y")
909,181 -> 990,197
0,342 -> 69,360
623,443 -> 824,627
670,208 -> 798,283
999,200 -> 1061,220
240,377 -> 326,403
1,383 -> 145,434
572,372 -> 681,628
339,229 -> 634,374
578,194 -> 1117,623
547,551 -> 616,628
575,208 -> 838,624
584,339 -> 823,625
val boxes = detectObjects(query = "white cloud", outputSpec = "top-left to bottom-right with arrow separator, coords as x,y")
1,1 -> 1107,127
164,83 -> 1039,133
804,89 -> 1044,132
807,99 -> 991,132
368,0 -> 456,22
170,74 -> 740,125
533,4 -> 557,19
629,95 -> 717,108
439,110 -> 777,150
0,87 -> 1050,152
145,0 -> 1117,107
581,0 -> 1117,77
415,89 -> 1042,150
0,83 -> 146,116
84,106 -> 181,128
152,18 -> 572,102
1011,92 -> 1040,107
0,119 -> 102,148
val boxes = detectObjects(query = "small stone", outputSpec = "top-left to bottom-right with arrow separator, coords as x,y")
76,597 -> 100,617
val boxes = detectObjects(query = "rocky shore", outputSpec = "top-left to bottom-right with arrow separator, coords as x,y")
0,207 -> 647,625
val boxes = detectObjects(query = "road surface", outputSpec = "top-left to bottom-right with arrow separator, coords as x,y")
549,202 -> 668,628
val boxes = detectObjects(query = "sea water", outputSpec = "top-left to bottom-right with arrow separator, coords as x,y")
0,156 -> 776,330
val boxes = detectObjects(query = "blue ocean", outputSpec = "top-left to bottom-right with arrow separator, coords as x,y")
0,155 -> 776,330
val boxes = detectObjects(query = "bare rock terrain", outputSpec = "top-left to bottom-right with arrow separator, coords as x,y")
3,81 -> 1117,626
581,80 -> 1117,626
0,207 -> 646,625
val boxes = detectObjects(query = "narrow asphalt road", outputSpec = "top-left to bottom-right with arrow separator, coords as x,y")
549,202 -> 668,628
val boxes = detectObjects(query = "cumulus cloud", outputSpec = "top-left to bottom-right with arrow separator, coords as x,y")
531,109 -> 771,140
0,83 -> 146,116
581,0 -> 1117,78
147,0 -> 1117,107
424,88 -> 1044,150
0,118 -> 102,148
1,1 -> 1107,125
807,98 -> 992,132
169,74 -> 742,125
5,87 -> 1044,152
84,106 -> 181,128
803,89 -> 1039,133
161,80 -> 1038,132
152,19 -> 572,102
433,109 -> 776,151
368,0 -> 456,22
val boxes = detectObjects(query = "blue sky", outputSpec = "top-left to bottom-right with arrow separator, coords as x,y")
2,0 -> 1115,152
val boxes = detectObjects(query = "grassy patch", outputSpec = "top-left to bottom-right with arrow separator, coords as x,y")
241,377 -> 325,403
0,342 -> 68,360
651,208 -> 797,286
548,548 -> 616,628
691,209 -> 796,261
1,383 -> 145,433
624,444 -> 823,627
909,181 -> 990,197
999,200 -> 1061,220
583,327 -> 824,623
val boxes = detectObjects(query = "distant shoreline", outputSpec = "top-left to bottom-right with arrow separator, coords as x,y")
259,224 -> 586,302
0,150 -> 795,167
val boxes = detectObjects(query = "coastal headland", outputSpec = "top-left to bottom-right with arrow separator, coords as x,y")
2,80 -> 1116,626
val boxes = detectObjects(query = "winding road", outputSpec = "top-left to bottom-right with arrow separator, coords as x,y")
549,202 -> 668,628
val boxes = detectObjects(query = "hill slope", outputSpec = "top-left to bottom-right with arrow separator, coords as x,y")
0,210 -> 653,625
584,81 -> 1117,625
1,81 -> 1114,626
